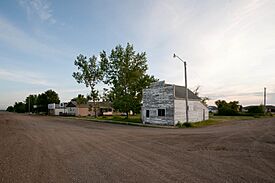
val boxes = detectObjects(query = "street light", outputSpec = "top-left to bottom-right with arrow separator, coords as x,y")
173,53 -> 189,123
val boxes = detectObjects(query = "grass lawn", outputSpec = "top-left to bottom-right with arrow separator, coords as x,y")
68,113 -> 273,128
189,115 -> 273,128
88,114 -> 142,123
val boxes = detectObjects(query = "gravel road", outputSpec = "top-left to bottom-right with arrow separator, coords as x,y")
0,112 -> 275,182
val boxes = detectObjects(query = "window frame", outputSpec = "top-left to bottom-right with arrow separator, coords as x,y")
158,109 -> 166,117
146,110 -> 150,118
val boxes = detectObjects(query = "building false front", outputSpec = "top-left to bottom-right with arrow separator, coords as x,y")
48,101 -> 113,117
142,81 -> 209,125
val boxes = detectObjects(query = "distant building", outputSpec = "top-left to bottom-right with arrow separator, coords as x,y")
208,106 -> 218,114
266,105 -> 275,113
48,103 -> 68,115
63,101 -> 113,116
243,105 -> 275,113
142,81 -> 209,125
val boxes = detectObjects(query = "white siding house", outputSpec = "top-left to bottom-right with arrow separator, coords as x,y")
48,103 -> 68,116
142,81 -> 208,125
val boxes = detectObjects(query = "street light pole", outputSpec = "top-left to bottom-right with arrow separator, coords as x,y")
173,54 -> 189,123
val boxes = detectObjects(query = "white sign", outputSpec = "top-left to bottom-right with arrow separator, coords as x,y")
48,103 -> 55,109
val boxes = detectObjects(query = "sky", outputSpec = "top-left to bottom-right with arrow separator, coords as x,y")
0,0 -> 275,109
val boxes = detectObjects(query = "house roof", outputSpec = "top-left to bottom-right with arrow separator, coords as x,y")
174,85 -> 201,100
66,101 -> 77,107
66,101 -> 113,108
149,81 -> 201,100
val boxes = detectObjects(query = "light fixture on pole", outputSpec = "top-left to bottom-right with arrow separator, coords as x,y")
173,53 -> 189,123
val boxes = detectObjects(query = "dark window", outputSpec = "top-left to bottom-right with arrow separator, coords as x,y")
158,109 -> 165,116
146,110 -> 150,118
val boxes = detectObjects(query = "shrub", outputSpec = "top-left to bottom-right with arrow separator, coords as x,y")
218,106 -> 239,116
247,105 -> 265,114
6,106 -> 14,112
215,100 -> 240,116
176,122 -> 193,128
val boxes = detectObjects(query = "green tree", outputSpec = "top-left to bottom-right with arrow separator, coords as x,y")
247,105 -> 265,114
71,94 -> 88,104
45,90 -> 60,104
73,54 -> 103,117
25,94 -> 38,113
37,90 -> 60,113
6,106 -> 14,112
100,43 -> 157,117
37,93 -> 48,112
14,102 -> 26,113
215,100 -> 240,116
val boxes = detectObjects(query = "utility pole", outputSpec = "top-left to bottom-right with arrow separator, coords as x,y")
173,53 -> 189,123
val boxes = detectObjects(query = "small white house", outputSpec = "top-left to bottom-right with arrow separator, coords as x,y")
48,103 -> 68,115
142,81 -> 209,125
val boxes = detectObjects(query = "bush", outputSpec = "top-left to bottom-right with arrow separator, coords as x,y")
6,106 -> 14,112
218,106 -> 239,116
247,105 -> 265,114
215,100 -> 240,116
176,122 -> 193,128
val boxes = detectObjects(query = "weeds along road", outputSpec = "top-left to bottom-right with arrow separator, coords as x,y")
0,112 -> 275,183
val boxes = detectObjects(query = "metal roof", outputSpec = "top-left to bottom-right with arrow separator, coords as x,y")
174,85 -> 201,100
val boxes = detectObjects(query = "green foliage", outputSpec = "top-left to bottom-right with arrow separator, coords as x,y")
176,122 -> 193,128
215,100 -> 240,116
71,94 -> 88,104
45,90 -> 60,104
13,102 -> 26,113
73,54 -> 103,117
6,106 -> 14,112
10,90 -> 59,114
100,43 -> 157,117
94,114 -> 141,123
247,105 -> 265,114
37,90 -> 60,113
25,94 -> 38,113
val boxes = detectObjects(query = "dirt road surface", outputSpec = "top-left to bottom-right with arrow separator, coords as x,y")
0,112 -> 275,182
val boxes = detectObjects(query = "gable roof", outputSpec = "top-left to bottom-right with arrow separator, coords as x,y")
174,85 -> 201,100
66,101 -> 77,107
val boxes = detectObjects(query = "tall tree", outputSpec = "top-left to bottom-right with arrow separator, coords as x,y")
14,102 -> 26,113
25,94 -> 38,113
215,100 -> 240,115
73,54 -> 103,117
71,94 -> 88,104
45,90 -> 60,104
37,90 -> 60,113
6,106 -> 14,112
100,43 -> 157,117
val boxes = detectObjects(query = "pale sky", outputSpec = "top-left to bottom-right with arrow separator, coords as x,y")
0,0 -> 275,109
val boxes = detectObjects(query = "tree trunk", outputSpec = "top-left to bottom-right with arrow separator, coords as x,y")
93,100 -> 97,118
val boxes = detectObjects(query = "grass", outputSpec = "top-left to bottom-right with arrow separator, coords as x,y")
89,114 -> 142,123
66,114 -> 176,128
65,113 -> 274,128
178,115 -> 274,128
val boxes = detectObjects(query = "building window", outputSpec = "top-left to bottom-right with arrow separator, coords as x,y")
158,109 -> 165,116
146,110 -> 150,118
